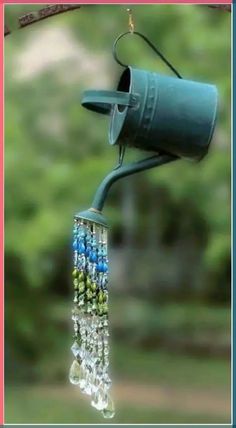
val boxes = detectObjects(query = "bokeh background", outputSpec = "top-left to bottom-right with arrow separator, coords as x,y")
4,4 -> 231,424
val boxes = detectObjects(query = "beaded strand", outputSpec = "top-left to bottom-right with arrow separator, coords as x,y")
69,217 -> 114,418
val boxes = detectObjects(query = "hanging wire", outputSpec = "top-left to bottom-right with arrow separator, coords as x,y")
113,31 -> 182,79
113,9 -> 182,79
112,9 -> 182,79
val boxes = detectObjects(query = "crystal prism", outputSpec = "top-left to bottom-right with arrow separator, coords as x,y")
102,394 -> 115,418
69,359 -> 80,385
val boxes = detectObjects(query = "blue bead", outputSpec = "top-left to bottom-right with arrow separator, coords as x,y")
89,251 -> 97,263
73,240 -> 77,250
103,263 -> 108,273
78,243 -> 85,254
96,262 -> 108,273
98,250 -> 103,257
97,262 -> 103,272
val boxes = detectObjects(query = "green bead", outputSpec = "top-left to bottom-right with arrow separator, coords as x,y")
78,281 -> 85,293
79,272 -> 84,281
92,299 -> 97,311
97,304 -> 103,316
102,303 -> 108,314
72,269 -> 79,278
98,291 -> 103,304
103,292 -> 108,303
91,282 -> 97,292
86,278 -> 91,288
86,289 -> 93,301
73,279 -> 79,289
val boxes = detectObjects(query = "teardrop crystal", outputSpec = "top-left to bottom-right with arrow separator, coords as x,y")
69,359 -> 80,385
83,371 -> 93,395
91,387 -> 108,410
102,394 -> 115,419
78,362 -> 86,390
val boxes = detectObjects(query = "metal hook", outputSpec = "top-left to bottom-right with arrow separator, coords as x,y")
127,8 -> 134,33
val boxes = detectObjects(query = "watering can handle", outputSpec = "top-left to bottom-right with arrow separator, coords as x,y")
81,90 -> 138,115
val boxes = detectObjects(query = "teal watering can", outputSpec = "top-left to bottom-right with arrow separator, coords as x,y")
82,68 -> 217,161
78,31 -> 218,225
70,32 -> 219,416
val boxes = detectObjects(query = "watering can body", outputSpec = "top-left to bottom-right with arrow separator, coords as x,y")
82,66 -> 218,161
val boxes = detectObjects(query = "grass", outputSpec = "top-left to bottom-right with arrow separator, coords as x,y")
5,344 -> 231,424
5,384 -> 230,424
6,302 -> 231,423
112,343 -> 231,390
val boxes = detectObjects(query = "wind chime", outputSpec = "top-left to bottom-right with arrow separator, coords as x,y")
69,10 -> 218,418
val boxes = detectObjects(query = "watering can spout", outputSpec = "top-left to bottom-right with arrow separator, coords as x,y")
77,153 -> 177,227
91,153 -> 177,212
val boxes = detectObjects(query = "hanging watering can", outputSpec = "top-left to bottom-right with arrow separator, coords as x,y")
78,32 -> 218,217
82,33 -> 218,162
69,31 -> 218,417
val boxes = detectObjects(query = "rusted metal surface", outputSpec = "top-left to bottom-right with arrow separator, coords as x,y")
5,4 -> 81,35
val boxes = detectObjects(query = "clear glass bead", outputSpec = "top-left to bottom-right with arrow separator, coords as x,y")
102,394 -> 115,418
72,314 -> 80,322
91,387 -> 108,410
104,345 -> 109,356
103,319 -> 108,328
83,371 -> 93,395
71,341 -> 81,358
103,337 -> 109,345
80,326 -> 86,336
104,356 -> 109,368
69,359 -> 80,385
103,373 -> 112,389
79,362 -> 87,391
